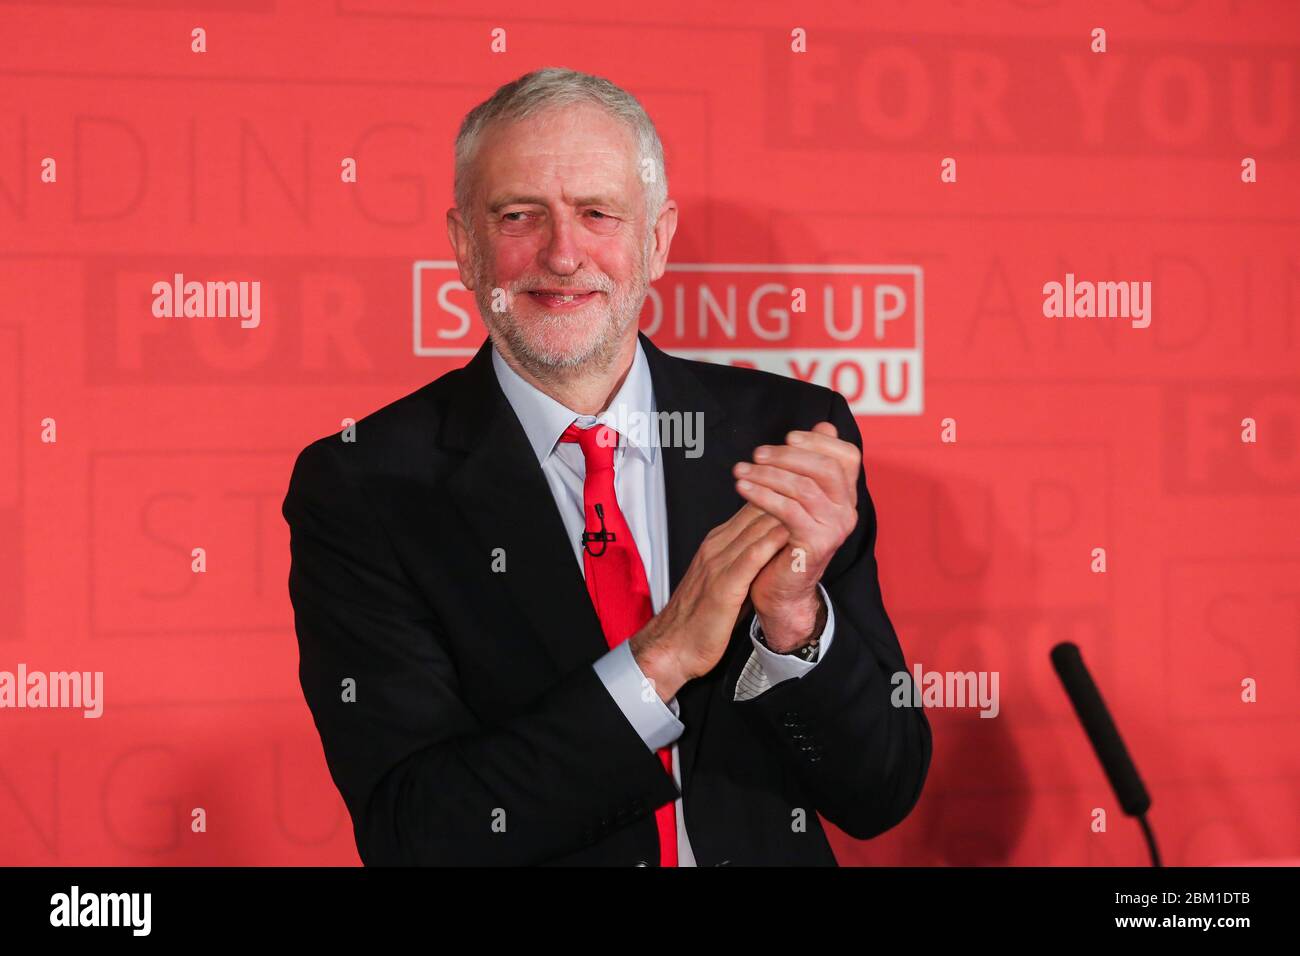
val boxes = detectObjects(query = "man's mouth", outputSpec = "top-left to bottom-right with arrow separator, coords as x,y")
525,290 -> 599,308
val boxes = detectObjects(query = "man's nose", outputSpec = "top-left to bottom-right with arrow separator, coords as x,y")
541,209 -> 584,275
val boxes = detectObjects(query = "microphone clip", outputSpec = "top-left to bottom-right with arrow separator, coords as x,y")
581,502 -> 617,557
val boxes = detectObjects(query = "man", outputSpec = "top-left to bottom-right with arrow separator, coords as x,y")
282,67 -> 930,866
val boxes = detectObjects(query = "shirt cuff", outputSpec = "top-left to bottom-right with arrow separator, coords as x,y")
735,582 -> 836,700
592,639 -> 684,751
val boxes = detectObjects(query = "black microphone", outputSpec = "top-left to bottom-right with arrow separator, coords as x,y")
1050,641 -> 1161,866
581,502 -> 617,557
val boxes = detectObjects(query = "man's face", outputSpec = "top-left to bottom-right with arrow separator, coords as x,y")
449,103 -> 675,375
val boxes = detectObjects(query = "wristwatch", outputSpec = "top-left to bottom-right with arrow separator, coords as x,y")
755,622 -> 821,662
754,590 -> 827,661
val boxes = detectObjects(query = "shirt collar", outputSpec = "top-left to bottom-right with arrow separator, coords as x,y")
490,337 -> 658,467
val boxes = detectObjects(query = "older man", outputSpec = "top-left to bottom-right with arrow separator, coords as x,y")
282,67 -> 930,866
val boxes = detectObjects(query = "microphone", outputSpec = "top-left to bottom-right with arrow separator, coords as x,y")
1050,641 -> 1161,866
581,502 -> 617,557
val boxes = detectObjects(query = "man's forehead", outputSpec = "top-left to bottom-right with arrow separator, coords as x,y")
477,108 -> 638,185
486,188 -> 630,211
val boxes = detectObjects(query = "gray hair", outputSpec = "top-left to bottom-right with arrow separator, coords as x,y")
453,67 -> 668,242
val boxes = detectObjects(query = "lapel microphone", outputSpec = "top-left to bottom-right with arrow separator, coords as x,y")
581,502 -> 617,557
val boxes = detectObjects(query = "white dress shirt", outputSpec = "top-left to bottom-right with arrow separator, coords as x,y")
490,337 -> 836,866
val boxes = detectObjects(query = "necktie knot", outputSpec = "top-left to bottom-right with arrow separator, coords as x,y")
559,421 -> 619,473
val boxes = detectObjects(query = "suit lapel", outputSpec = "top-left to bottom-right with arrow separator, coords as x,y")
638,331 -> 729,596
639,332 -> 747,789
443,338 -> 610,677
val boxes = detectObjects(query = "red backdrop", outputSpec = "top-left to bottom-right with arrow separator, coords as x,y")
1,0 -> 1297,866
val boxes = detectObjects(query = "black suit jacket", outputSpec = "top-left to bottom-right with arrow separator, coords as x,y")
281,330 -> 931,866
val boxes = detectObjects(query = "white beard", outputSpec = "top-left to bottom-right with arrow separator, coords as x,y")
469,235 -> 651,377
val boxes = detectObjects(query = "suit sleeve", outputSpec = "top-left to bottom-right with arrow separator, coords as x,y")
282,438 -> 681,866
722,390 -> 932,840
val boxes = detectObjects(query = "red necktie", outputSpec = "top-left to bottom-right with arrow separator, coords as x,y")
558,420 -> 678,867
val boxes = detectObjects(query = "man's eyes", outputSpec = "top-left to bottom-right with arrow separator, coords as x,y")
500,210 -> 615,221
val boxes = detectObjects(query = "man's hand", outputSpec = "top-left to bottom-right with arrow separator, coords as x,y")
731,421 -> 861,652
630,502 -> 791,701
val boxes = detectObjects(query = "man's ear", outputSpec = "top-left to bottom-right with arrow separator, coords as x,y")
446,207 -> 476,291
647,198 -> 679,283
